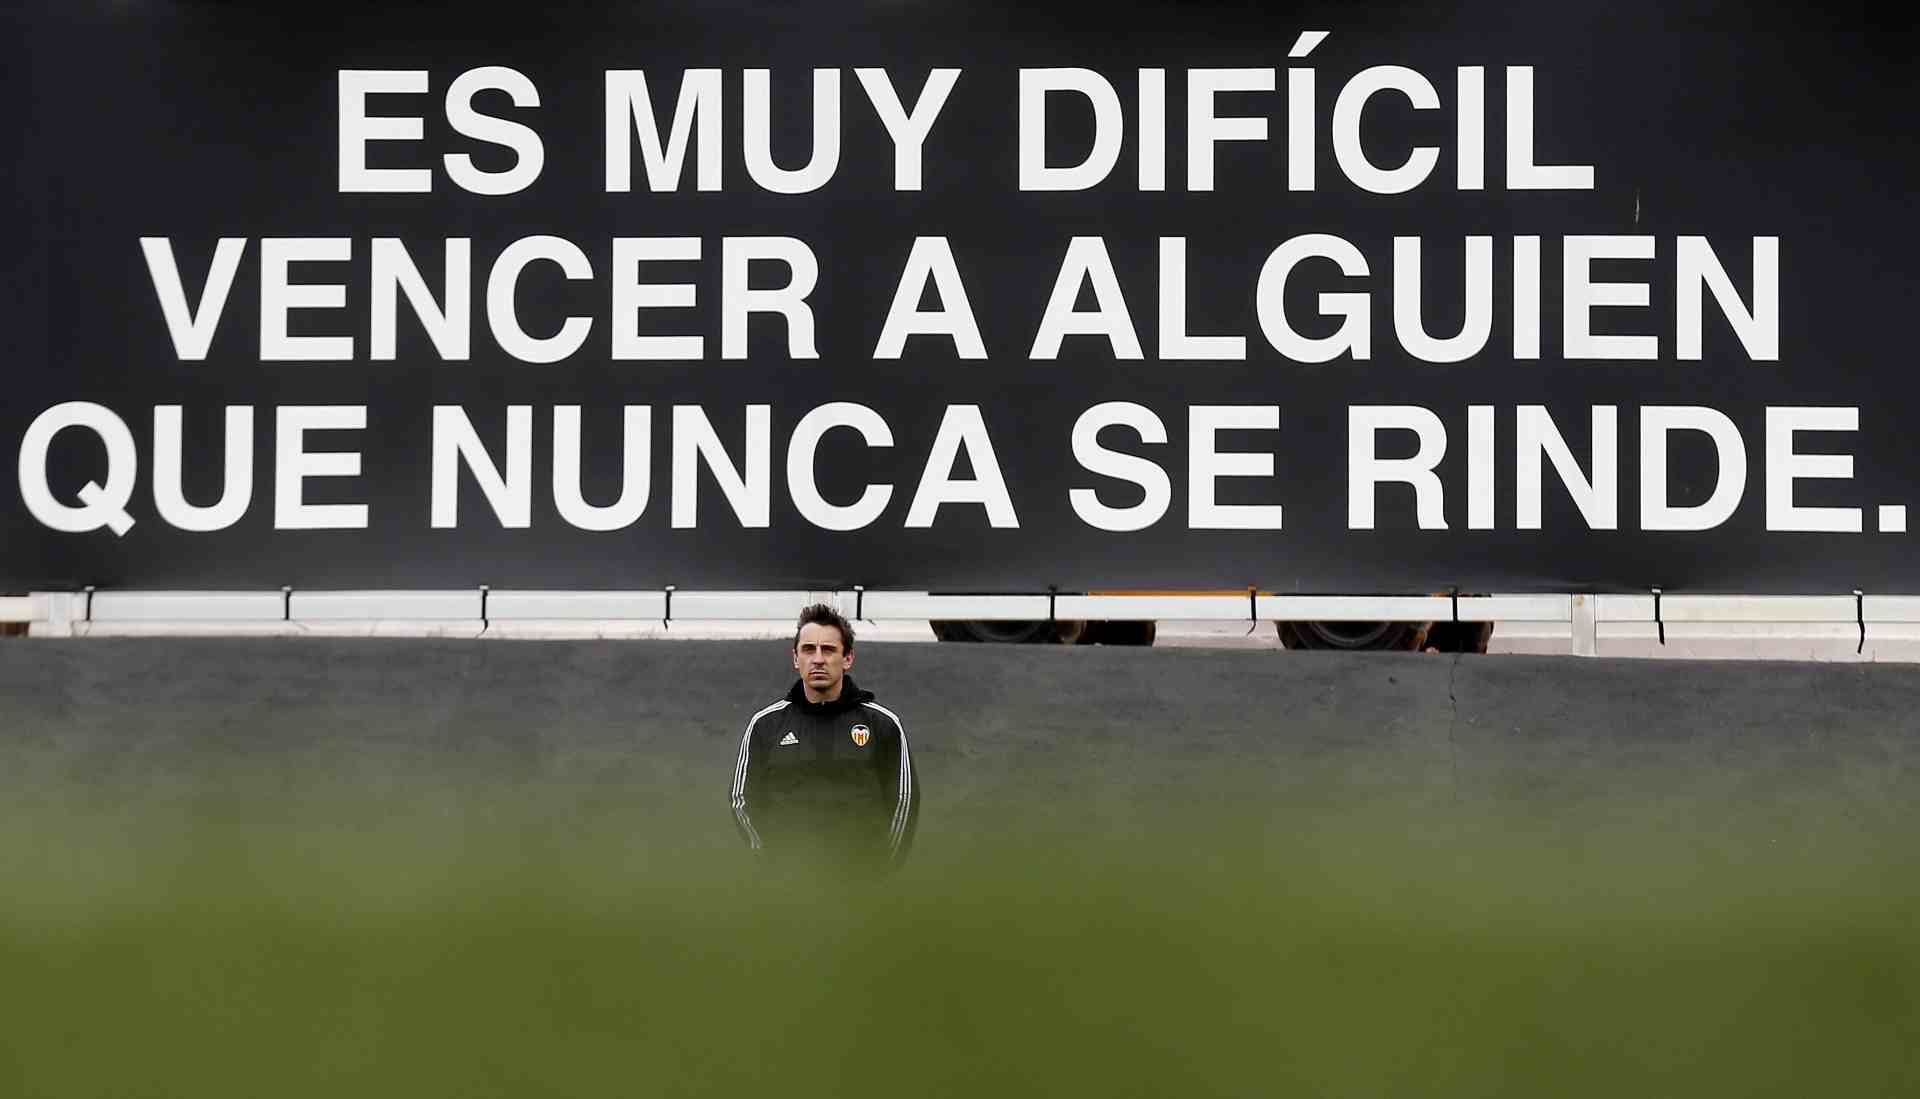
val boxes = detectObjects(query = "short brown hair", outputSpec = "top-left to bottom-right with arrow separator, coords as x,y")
793,603 -> 854,652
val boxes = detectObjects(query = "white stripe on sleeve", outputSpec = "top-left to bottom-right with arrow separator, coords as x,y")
862,701 -> 915,854
731,700 -> 788,850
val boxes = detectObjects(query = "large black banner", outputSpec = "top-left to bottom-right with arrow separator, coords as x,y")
6,2 -> 1916,592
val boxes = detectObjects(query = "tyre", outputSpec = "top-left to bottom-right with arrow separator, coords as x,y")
1275,620 -> 1426,651
931,619 -> 1087,644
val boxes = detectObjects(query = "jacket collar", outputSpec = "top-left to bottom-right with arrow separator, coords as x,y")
785,675 -> 874,714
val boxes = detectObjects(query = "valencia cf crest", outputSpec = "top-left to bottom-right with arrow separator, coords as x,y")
850,724 -> 871,747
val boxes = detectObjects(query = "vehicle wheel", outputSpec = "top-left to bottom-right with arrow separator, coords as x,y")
1087,620 -> 1156,646
1275,620 -> 1426,651
932,619 -> 1087,644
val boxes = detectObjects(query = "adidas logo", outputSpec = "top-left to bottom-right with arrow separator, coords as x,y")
778,731 -> 799,746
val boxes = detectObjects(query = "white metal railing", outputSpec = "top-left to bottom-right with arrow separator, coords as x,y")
4,590 -> 1913,625
8,589 -> 1920,658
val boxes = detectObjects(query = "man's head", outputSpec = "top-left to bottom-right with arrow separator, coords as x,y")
792,603 -> 855,702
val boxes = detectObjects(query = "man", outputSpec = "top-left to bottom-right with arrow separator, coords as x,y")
729,604 -> 919,871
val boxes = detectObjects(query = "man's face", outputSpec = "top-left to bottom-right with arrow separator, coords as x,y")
792,622 -> 853,698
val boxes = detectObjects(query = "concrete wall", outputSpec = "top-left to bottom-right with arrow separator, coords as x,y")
5,638 -> 1915,849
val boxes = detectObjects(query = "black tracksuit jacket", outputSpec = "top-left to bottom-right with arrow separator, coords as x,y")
729,677 -> 919,868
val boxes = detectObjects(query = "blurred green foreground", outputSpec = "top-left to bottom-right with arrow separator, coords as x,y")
3,784 -> 1915,1099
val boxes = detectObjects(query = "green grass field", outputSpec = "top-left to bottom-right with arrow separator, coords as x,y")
3,778 -> 1915,1098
